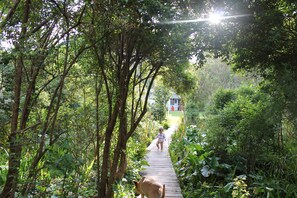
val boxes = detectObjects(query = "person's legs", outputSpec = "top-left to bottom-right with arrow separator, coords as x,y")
156,141 -> 159,149
160,142 -> 164,151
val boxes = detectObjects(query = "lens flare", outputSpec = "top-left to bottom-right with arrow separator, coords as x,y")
159,14 -> 251,25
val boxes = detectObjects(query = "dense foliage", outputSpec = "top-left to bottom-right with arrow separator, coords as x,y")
0,0 -> 192,197
171,86 -> 297,197
150,83 -> 169,122
183,58 -> 256,125
170,0 -> 297,196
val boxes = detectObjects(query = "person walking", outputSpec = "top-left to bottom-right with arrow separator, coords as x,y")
156,127 -> 166,151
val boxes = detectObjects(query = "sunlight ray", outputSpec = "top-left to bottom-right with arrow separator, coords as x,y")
159,14 -> 251,25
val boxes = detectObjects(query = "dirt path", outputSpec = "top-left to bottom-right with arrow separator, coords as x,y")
140,125 -> 183,197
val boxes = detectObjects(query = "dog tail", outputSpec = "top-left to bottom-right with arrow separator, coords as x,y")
162,184 -> 165,198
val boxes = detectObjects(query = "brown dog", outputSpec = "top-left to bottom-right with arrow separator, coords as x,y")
134,176 -> 165,198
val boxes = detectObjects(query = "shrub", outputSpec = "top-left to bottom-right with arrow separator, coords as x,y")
205,86 -> 277,173
171,86 -> 297,197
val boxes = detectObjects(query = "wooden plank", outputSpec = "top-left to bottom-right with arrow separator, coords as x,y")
139,125 -> 183,198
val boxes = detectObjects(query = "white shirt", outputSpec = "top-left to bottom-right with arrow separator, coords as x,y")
157,133 -> 166,142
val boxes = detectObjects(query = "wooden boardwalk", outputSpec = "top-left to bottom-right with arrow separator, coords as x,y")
140,125 -> 183,198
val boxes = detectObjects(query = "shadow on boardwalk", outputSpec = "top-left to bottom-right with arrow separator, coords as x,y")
140,125 -> 183,198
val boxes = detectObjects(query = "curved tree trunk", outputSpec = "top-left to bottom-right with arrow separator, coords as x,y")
1,58 -> 23,198
1,1 -> 31,196
98,102 -> 119,197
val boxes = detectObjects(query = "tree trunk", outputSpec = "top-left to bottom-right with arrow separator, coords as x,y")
98,102 -> 119,197
105,63 -> 129,197
1,0 -> 31,195
106,113 -> 128,198
1,58 -> 23,197
95,74 -> 103,194
1,1 -> 30,195
21,76 -> 62,194
115,150 -> 128,181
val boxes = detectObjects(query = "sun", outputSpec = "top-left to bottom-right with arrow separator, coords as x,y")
208,12 -> 222,24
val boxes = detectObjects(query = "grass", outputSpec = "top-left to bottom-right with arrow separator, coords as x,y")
166,111 -> 184,126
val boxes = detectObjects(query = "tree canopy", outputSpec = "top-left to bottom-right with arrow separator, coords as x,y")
0,0 -> 194,197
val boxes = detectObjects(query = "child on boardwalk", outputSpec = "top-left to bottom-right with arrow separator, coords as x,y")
156,127 -> 166,151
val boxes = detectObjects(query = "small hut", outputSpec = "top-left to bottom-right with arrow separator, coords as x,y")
166,93 -> 182,111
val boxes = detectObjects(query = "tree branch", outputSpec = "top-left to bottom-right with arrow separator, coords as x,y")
0,0 -> 21,28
